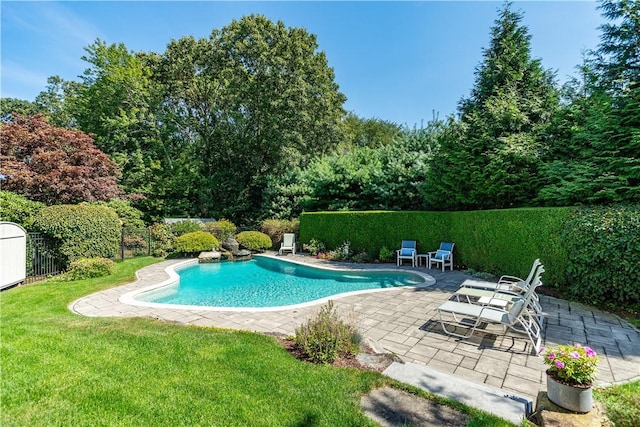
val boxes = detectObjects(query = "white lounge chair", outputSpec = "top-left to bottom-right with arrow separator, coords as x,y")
396,240 -> 417,267
279,233 -> 296,255
459,259 -> 542,294
437,279 -> 543,353
453,267 -> 545,325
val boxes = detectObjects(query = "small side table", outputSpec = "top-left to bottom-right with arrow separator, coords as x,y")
416,254 -> 430,267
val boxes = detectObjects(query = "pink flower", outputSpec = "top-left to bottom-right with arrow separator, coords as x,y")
585,347 -> 597,358
569,351 -> 581,359
554,360 -> 565,369
547,353 -> 556,361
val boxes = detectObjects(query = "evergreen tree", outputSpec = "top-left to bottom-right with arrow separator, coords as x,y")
427,2 -> 559,210
592,0 -> 640,202
538,0 -> 639,205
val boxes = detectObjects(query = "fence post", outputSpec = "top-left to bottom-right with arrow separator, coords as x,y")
121,227 -> 125,260
148,227 -> 152,256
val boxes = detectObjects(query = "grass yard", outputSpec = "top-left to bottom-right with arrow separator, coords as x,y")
595,380 -> 640,427
1,257 -> 513,426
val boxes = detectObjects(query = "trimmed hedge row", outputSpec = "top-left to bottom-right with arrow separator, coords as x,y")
563,205 -> 640,307
300,206 -> 639,308
300,208 -> 573,287
448,208 -> 573,287
300,210 -> 451,260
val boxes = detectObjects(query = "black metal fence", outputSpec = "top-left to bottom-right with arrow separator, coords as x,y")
119,227 -> 163,259
25,233 -> 62,284
23,228 -> 166,283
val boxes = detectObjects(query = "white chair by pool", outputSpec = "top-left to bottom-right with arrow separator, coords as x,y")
279,233 -> 296,255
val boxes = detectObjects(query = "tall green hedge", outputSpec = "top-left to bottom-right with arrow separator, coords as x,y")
563,205 -> 640,307
0,191 -> 45,229
32,204 -> 120,267
300,208 -> 573,286
448,208 -> 573,286
300,210 -> 451,260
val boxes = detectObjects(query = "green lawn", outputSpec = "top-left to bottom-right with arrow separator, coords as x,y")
1,257 -> 513,426
595,380 -> 640,427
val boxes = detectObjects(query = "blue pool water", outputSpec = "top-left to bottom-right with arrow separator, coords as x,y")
137,256 -> 424,308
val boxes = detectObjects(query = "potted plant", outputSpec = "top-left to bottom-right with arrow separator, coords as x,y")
542,343 -> 599,413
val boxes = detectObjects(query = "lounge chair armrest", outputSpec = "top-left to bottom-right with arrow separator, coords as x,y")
498,274 -> 524,284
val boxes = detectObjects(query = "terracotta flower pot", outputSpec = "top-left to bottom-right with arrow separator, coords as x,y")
546,373 -> 593,413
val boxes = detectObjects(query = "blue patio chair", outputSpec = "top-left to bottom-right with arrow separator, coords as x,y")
396,240 -> 417,267
427,242 -> 455,271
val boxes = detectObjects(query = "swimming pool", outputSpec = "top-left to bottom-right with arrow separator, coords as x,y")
122,255 -> 434,311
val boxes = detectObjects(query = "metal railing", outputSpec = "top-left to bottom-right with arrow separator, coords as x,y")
119,227 -> 166,259
25,233 -> 62,283
23,228 -> 164,283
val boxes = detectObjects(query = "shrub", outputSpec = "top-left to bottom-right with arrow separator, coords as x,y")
235,231 -> 272,252
56,257 -> 115,281
32,204 -> 120,267
170,220 -> 202,236
260,218 -> 300,248
294,301 -> 360,364
174,231 -> 219,255
328,241 -> 352,261
351,251 -> 371,263
149,222 -> 175,257
303,238 -> 326,256
378,246 -> 394,262
203,219 -> 237,242
87,199 -> 146,229
562,204 -> 640,307
122,229 -> 149,257
0,191 -> 45,229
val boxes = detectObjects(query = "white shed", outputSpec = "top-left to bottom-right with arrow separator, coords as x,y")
0,222 -> 27,290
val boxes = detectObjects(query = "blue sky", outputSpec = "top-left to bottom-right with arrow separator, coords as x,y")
2,1 -> 603,127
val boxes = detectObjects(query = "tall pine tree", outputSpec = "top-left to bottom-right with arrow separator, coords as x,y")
591,0 -> 639,202
427,2 -> 558,210
538,0 -> 639,205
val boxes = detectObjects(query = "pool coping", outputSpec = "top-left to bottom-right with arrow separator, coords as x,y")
117,254 -> 436,313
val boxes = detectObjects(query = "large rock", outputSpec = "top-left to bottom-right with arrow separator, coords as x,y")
198,251 -> 221,263
533,392 -> 613,427
222,238 -> 240,253
232,249 -> 252,261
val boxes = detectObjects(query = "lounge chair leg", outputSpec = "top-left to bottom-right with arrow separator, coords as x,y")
438,311 -> 480,339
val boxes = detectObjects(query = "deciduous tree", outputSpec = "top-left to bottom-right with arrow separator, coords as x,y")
155,15 -> 347,222
0,98 -> 41,123
0,115 -> 123,204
